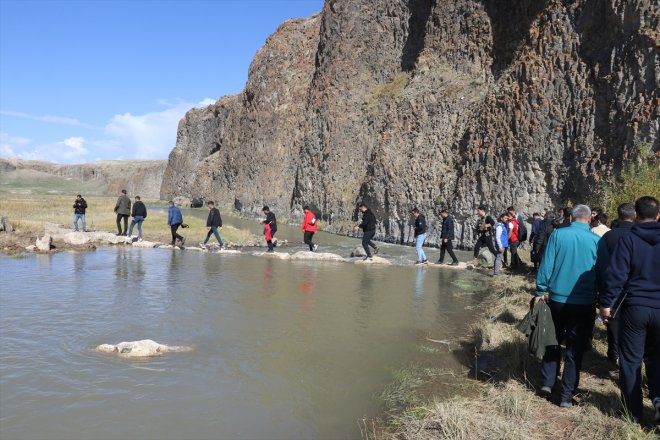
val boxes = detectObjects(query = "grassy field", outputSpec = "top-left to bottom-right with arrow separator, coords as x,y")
0,195 -> 259,246
365,275 -> 659,440
0,169 -> 108,196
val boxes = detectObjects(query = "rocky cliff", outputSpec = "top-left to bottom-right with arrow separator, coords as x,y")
161,0 -> 659,246
1,158 -> 167,198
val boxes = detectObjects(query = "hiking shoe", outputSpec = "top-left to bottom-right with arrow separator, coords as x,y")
180,237 -> 186,246
363,256 -> 373,261
540,386 -> 552,396
373,246 -> 379,255
436,260 -> 444,265
312,244 -> 318,252
559,401 -> 573,408
653,397 -> 660,422
199,242 -> 206,249
450,261 -> 459,266
74,229 -> 79,232
138,238 -> 143,242
415,260 -> 422,264
422,259 -> 428,264
266,249 -> 274,253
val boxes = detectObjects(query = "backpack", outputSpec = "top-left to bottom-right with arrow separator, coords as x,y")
517,215 -> 528,242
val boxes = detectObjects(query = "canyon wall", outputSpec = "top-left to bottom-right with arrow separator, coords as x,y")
161,0 -> 659,245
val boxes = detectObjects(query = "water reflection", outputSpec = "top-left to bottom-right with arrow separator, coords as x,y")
412,266 -> 427,319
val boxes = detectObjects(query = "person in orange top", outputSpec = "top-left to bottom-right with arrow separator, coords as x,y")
301,205 -> 318,252
262,221 -> 273,253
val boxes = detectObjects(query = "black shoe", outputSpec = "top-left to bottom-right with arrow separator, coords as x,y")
373,246 -> 379,255
436,260 -> 444,265
422,259 -> 428,264
180,237 -> 186,246
363,256 -> 373,261
450,261 -> 459,266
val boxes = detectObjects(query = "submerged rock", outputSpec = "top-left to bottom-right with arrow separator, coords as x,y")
252,251 -> 292,260
95,339 -> 192,358
131,240 -> 158,248
354,256 -> 392,265
291,251 -> 345,262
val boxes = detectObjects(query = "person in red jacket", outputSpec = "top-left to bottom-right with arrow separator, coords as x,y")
262,221 -> 273,253
301,205 -> 318,252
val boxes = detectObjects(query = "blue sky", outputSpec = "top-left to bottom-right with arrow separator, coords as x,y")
0,0 -> 323,163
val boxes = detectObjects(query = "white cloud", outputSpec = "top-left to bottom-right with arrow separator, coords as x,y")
103,98 -> 215,160
1,133 -> 89,163
0,133 -> 30,158
0,110 -> 93,127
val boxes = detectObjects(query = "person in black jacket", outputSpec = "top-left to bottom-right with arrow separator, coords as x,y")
200,201 -> 224,249
532,212 -> 556,269
354,203 -> 379,260
262,206 -> 277,252
127,196 -> 147,241
411,208 -> 428,264
437,209 -> 459,265
473,206 -> 497,264
599,196 -> 660,424
73,194 -> 88,232
600,203 -> 635,365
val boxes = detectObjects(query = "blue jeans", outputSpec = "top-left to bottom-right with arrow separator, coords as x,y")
415,234 -> 427,262
73,213 -> 86,231
618,305 -> 660,423
541,300 -> 595,403
204,226 -> 223,246
127,216 -> 144,238
494,248 -> 506,274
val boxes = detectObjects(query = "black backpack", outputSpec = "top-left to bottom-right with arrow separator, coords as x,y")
517,215 -> 528,242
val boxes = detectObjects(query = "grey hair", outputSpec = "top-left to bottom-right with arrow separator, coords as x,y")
571,204 -> 591,220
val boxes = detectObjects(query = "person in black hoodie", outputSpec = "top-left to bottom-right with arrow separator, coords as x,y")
262,206 -> 277,252
73,194 -> 88,232
411,208 -> 428,264
601,203 -> 635,364
200,201 -> 224,249
127,196 -> 147,241
354,203 -> 379,260
599,196 -> 660,424
437,209 -> 459,265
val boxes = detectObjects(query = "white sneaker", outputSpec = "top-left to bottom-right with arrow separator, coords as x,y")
138,238 -> 143,242
312,244 -> 318,252
199,242 -> 206,249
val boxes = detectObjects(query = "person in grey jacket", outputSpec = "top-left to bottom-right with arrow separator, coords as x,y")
114,189 -> 131,236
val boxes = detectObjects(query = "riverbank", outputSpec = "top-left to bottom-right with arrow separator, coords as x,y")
365,275 -> 659,440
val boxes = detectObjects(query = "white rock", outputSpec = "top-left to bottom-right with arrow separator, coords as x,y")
354,256 -> 392,265
350,246 -> 368,257
35,234 -> 52,251
291,251 -> 345,262
131,240 -> 158,248
95,339 -> 192,358
252,251 -> 292,260
25,245 -> 36,251
64,232 -> 91,245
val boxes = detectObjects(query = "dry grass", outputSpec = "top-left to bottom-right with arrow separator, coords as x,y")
365,274 -> 659,440
0,195 -> 259,246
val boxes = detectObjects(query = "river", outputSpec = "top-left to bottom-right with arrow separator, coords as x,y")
0,221 -> 487,440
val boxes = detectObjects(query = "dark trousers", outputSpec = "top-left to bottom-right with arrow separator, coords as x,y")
541,300 -> 595,403
170,223 -> 184,245
473,234 -> 496,258
606,317 -> 619,362
439,240 -> 458,263
509,241 -> 521,269
116,214 -> 129,235
303,231 -> 315,251
362,230 -> 377,257
618,305 -> 660,423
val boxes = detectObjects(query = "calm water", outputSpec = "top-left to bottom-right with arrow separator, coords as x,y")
1,240 -> 486,440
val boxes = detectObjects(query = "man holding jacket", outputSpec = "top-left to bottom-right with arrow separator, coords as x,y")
437,209 -> 459,265
167,201 -> 185,247
599,196 -> 660,424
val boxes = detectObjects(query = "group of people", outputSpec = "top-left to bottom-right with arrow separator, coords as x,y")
530,197 -> 659,425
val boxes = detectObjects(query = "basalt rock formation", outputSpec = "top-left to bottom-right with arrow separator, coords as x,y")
161,0 -> 659,246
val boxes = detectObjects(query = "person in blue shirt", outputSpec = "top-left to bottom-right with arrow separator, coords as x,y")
599,196 -> 660,424
534,204 -> 609,407
493,213 -> 509,276
167,201 -> 185,247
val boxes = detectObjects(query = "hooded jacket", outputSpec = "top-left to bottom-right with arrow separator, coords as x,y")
413,214 -> 427,237
131,201 -> 147,218
359,209 -> 376,232
601,222 -> 660,309
602,220 -> 634,254
440,215 -> 455,240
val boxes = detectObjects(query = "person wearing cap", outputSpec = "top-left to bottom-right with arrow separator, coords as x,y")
262,206 -> 277,252
73,194 -> 87,232
167,200 -> 185,247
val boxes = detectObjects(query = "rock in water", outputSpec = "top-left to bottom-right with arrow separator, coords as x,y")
35,234 -> 52,251
350,246 -> 368,258
95,340 -> 192,358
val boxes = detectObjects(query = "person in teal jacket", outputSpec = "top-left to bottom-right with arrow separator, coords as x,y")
533,204 -> 609,407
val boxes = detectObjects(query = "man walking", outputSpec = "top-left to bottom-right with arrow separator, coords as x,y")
473,206 -> 497,264
167,201 -> 185,247
411,208 -> 428,264
437,209 -> 459,265
507,206 -> 524,269
599,196 -> 660,424
73,194 -> 87,232
354,203 -> 379,260
114,189 -> 131,236
534,205 -> 609,407
301,205 -> 318,252
493,213 -> 509,276
262,206 -> 277,252
200,201 -> 224,249
127,196 -> 147,241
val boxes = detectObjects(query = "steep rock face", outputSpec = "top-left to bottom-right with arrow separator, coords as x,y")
161,0 -> 658,246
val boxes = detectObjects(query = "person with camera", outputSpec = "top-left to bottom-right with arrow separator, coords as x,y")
472,206 -> 497,264
73,194 -> 87,232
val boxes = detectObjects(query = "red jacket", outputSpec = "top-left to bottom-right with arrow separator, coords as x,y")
301,210 -> 318,232
263,223 -> 272,241
508,218 -> 519,243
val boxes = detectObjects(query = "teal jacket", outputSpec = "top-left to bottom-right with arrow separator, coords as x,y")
535,222 -> 609,304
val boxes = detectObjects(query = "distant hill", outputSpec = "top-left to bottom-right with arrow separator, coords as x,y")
0,158 -> 167,199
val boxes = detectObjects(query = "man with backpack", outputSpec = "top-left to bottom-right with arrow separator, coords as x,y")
472,206 -> 497,265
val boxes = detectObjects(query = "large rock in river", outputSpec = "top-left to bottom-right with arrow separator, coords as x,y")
95,340 -> 192,358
